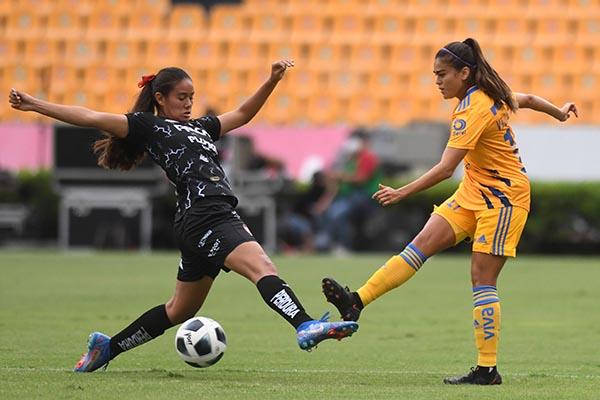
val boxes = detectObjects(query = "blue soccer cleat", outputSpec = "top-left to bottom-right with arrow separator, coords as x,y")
296,312 -> 359,351
73,332 -> 111,372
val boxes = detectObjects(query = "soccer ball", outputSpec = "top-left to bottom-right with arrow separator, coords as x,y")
175,316 -> 227,368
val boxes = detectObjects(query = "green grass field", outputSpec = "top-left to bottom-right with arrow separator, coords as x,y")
1,251 -> 599,399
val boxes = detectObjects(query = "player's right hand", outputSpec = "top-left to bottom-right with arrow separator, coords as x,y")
9,88 -> 35,111
558,102 -> 578,121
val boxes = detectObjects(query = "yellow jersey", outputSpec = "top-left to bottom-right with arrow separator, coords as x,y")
447,86 -> 530,211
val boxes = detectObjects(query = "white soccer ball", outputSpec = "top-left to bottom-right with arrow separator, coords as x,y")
175,316 -> 227,368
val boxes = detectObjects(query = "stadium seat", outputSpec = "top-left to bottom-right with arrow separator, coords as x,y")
348,43 -> 385,72
166,4 -> 208,42
144,39 -> 186,71
306,42 -> 345,72
306,94 -> 342,125
127,10 -> 164,41
46,7 -> 86,41
370,14 -> 413,45
208,4 -> 251,41
184,39 -> 224,71
23,38 -> 58,68
289,12 -> 327,44
5,7 -> 46,40
104,39 -> 143,69
329,12 -> 372,44
0,38 -> 20,68
328,70 -> 366,99
245,10 -> 289,43
83,64 -> 125,96
55,0 -> 94,18
574,15 -> 600,46
62,39 -> 100,68
47,64 -> 79,98
135,0 -> 170,15
286,68 -> 320,98
5,65 -> 43,93
225,41 -> 264,71
86,10 -> 126,40
348,95 -> 385,125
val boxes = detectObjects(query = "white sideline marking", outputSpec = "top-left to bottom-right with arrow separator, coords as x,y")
1,367 -> 599,380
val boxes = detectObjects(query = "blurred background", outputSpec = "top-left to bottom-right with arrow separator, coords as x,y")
0,0 -> 598,255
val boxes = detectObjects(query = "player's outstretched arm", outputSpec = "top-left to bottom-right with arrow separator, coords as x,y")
514,92 -> 578,122
9,88 -> 128,138
217,59 -> 294,135
373,147 -> 468,207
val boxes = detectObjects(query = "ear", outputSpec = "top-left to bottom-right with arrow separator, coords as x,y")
154,92 -> 165,107
459,66 -> 471,82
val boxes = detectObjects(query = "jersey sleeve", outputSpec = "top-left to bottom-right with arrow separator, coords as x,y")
197,115 -> 222,142
447,107 -> 494,150
125,112 -> 155,146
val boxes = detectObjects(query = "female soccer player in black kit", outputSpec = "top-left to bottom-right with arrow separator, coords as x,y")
9,59 -> 358,372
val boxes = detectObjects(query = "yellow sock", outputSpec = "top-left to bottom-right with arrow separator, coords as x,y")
357,243 -> 427,306
472,286 -> 501,367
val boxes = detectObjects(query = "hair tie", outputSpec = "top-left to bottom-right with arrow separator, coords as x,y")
439,47 -> 477,69
138,74 -> 156,88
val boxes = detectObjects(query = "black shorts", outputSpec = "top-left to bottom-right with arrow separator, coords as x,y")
173,198 -> 255,282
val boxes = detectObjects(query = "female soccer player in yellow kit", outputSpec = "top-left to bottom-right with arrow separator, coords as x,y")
322,38 -> 578,385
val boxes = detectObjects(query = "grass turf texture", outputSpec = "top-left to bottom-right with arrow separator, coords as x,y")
1,251 -> 599,399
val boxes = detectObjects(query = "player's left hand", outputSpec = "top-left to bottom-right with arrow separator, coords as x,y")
269,59 -> 294,83
372,184 -> 405,207
558,102 -> 578,121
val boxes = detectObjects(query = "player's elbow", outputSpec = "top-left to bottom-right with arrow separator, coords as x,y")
437,163 -> 456,179
518,93 -> 536,109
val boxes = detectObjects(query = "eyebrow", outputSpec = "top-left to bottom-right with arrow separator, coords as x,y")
433,69 -> 446,75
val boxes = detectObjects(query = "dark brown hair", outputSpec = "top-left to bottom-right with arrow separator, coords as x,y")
435,38 -> 518,112
93,67 -> 192,170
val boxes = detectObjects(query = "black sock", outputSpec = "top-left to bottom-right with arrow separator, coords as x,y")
109,304 -> 174,360
256,275 -> 313,329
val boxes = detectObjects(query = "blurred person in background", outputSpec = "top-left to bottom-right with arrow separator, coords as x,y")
315,129 -> 382,254
279,170 -> 336,253
322,38 -> 578,385
9,59 -> 358,372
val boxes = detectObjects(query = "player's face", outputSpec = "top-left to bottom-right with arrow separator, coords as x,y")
433,58 -> 469,100
156,78 -> 194,122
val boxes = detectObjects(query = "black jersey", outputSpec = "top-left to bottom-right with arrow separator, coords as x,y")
125,112 -> 237,213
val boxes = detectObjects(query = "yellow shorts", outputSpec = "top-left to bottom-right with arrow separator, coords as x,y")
432,194 -> 528,257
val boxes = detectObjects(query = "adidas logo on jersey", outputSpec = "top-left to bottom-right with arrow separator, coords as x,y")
477,235 -> 487,244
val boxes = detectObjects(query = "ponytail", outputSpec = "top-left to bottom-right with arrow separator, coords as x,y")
93,67 -> 191,170
436,38 -> 518,112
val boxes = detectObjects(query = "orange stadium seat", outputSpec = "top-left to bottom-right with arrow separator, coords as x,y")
83,64 -> 127,96
224,41 -> 264,71
55,0 -> 94,18
104,39 -> 143,69
23,38 -> 58,68
86,10 -> 127,41
327,70 -> 366,99
127,10 -> 165,41
208,4 -> 251,41
167,4 -> 208,42
261,93 -> 302,125
347,95 -> 386,125
532,16 -> 574,45
5,65 -> 43,93
366,70 -> 412,100
135,0 -> 170,15
306,94 -> 342,125
306,42 -> 346,72
183,39 -> 224,71
370,14 -> 413,45
5,8 -> 46,40
348,43 -> 386,72
93,0 -> 136,17
285,68 -> 320,98
288,12 -> 327,44
244,10 -> 289,43
0,38 -> 20,68
62,39 -> 100,67
47,65 -> 79,99
492,15 -> 532,46
144,39 -> 186,70
329,12 -> 372,44
46,7 -> 87,41
574,15 -> 600,46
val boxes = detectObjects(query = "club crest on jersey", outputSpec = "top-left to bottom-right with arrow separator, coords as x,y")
452,118 -> 467,135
